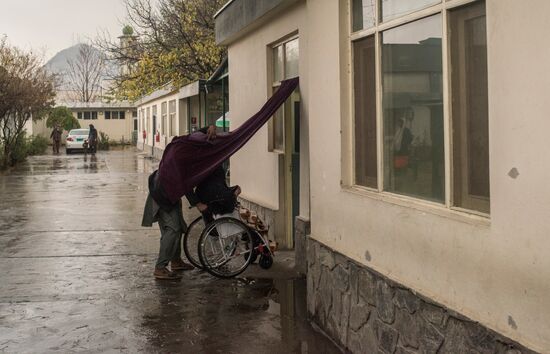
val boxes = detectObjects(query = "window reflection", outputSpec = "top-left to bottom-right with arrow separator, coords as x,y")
381,0 -> 440,22
382,15 -> 444,202
285,38 -> 299,79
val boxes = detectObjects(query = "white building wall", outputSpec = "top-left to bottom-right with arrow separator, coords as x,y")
227,2 -> 308,213
137,92 -> 181,151
303,0 -> 550,351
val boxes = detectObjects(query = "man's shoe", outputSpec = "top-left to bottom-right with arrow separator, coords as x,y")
170,259 -> 194,271
154,267 -> 183,280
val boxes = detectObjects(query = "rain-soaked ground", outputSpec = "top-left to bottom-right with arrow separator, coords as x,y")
0,148 -> 341,353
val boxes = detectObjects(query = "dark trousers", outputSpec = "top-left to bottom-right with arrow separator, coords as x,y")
52,140 -> 60,154
155,204 -> 186,269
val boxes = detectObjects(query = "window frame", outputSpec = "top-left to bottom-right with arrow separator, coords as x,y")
349,0 -> 489,217
269,34 -> 299,153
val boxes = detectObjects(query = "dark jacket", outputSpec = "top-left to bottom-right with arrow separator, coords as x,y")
88,127 -> 98,142
185,164 -> 237,215
50,128 -> 62,141
142,170 -> 183,227
149,170 -> 180,211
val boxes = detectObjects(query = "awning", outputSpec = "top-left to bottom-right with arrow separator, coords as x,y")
158,77 -> 299,203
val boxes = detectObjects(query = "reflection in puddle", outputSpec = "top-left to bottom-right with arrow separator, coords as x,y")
140,277 -> 341,353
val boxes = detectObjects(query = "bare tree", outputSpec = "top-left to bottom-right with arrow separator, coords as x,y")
66,43 -> 105,102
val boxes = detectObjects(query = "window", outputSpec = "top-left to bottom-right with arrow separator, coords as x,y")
351,0 -> 489,214
152,105 -> 157,134
146,107 -> 150,136
120,111 -> 125,119
132,110 -> 137,118
450,1 -> 489,213
352,0 -> 375,31
105,111 -> 111,119
112,111 -> 119,119
271,37 -> 299,152
91,111 -> 98,120
381,0 -> 440,22
382,15 -> 444,202
84,111 -> 91,120
77,112 -> 82,119
161,102 -> 167,136
168,100 -> 176,136
354,35 -> 377,189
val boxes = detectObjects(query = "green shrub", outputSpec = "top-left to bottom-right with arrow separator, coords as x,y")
10,133 -> 28,165
27,135 -> 49,156
98,131 -> 110,150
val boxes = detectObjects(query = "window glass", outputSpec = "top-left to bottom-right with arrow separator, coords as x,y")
105,111 -> 111,119
381,0 -> 440,22
273,45 -> 284,82
132,110 -> 137,118
84,111 -> 91,120
273,107 -> 284,151
382,14 -> 444,202
284,38 -> 299,79
112,111 -> 119,119
77,112 -> 82,119
91,111 -> 97,120
120,111 -> 125,119
352,0 -> 376,32
450,1 -> 489,213
169,100 -> 176,136
354,36 -> 378,188
161,102 -> 167,135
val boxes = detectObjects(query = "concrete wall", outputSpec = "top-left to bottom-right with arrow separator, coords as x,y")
226,1 -> 309,217
303,0 -> 550,351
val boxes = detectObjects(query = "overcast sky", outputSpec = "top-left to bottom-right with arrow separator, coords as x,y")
0,0 -> 128,61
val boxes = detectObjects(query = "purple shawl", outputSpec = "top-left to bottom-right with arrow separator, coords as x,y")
158,77 -> 299,203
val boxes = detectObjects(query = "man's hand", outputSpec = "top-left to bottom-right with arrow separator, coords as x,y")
196,202 -> 208,212
206,125 -> 217,141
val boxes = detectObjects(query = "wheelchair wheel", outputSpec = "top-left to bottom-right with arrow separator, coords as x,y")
198,217 -> 254,278
259,255 -> 273,269
183,216 -> 205,269
244,230 -> 261,263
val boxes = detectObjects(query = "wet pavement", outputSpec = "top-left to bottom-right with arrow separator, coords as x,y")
0,148 -> 341,353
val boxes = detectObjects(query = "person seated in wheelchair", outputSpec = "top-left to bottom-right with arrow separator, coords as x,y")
185,162 -> 241,223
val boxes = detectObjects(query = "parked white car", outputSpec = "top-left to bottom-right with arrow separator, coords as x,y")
65,128 -> 90,154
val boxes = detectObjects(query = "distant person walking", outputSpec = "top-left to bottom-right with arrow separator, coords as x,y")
88,124 -> 98,154
50,125 -> 62,154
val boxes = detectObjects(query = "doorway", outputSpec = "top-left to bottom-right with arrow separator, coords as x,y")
278,89 -> 300,249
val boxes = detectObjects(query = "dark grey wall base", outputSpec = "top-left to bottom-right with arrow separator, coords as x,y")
306,239 -> 537,354
294,216 -> 310,275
